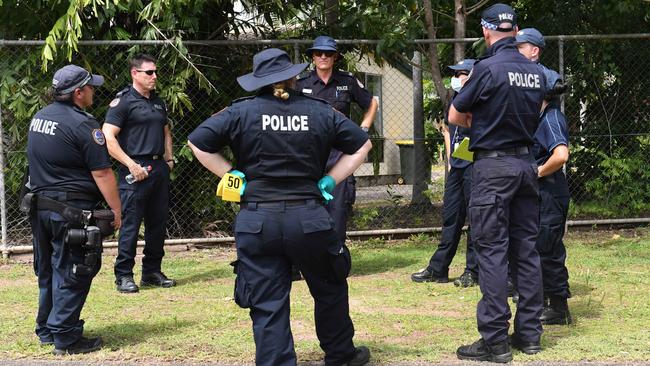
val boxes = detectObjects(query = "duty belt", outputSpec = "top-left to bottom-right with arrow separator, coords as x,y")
240,199 -> 319,209
35,194 -> 93,225
131,154 -> 162,160
474,146 -> 530,160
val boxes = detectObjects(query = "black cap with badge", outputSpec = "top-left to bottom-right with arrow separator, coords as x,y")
52,64 -> 104,95
480,3 -> 517,32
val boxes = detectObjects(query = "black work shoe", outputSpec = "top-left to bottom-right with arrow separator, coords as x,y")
454,272 -> 478,287
52,336 -> 103,355
411,268 -> 448,283
141,272 -> 177,288
456,338 -> 512,363
116,276 -> 139,293
344,346 -> 371,366
40,336 -> 54,346
510,334 -> 542,355
540,306 -> 572,325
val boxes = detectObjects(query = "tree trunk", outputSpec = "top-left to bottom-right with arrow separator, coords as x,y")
324,0 -> 339,33
422,0 -> 451,110
454,0 -> 467,62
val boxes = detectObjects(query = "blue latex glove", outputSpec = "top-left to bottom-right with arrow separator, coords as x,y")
229,169 -> 247,195
317,175 -> 336,203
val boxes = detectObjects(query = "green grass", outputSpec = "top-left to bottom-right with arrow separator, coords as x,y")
1,229 -> 650,363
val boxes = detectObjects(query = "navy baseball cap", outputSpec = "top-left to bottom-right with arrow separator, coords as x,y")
306,36 -> 338,56
515,28 -> 546,48
237,48 -> 309,92
52,64 -> 104,95
448,59 -> 476,72
481,3 -> 517,32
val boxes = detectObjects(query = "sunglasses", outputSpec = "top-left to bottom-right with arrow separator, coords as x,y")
136,69 -> 157,76
313,51 -> 336,58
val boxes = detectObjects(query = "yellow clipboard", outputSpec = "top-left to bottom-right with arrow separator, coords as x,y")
451,137 -> 474,162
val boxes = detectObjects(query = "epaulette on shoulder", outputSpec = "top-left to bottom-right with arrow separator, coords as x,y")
72,106 -> 95,119
338,70 -> 355,78
231,95 -> 255,105
300,94 -> 330,105
297,70 -> 312,80
115,86 -> 130,97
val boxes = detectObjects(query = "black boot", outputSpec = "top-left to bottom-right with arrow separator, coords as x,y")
540,295 -> 572,325
457,338 -> 512,363
410,267 -> 448,283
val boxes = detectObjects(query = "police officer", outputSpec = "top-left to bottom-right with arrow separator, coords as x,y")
27,64 -> 121,354
296,36 -> 379,248
188,48 -> 372,366
103,54 -> 176,293
515,29 -> 573,325
411,59 -> 479,287
448,4 -> 547,362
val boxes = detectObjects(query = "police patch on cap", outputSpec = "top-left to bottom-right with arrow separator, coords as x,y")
109,98 -> 120,108
92,129 -> 106,145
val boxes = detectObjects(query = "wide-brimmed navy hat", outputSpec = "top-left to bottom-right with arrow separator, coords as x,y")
515,28 -> 545,48
237,48 -> 309,92
481,3 -> 517,32
306,36 -> 338,56
52,64 -> 104,95
448,59 -> 476,72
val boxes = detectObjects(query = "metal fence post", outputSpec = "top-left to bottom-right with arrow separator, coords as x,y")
293,42 -> 300,64
0,102 -> 8,258
411,50 -> 428,204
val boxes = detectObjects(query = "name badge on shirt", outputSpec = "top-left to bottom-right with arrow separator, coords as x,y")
302,88 -> 312,94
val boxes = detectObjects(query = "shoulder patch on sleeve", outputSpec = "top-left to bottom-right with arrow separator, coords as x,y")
231,96 -> 255,105
109,98 -> 120,108
92,129 -> 106,145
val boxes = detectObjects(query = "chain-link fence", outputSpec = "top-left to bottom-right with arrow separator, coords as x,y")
1,35 -> 648,253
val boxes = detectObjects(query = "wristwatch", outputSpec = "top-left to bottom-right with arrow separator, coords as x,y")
361,126 -> 369,133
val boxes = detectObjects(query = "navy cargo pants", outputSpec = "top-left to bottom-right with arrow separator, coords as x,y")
537,173 -> 571,299
469,154 -> 543,345
427,165 -> 478,278
233,200 -> 356,366
114,158 -> 169,279
32,194 -> 100,349
324,149 -> 356,245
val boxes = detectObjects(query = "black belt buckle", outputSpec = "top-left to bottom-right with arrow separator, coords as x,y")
152,154 -> 161,160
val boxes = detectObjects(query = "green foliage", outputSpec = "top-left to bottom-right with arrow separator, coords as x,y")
352,207 -> 380,230
584,137 -> 650,214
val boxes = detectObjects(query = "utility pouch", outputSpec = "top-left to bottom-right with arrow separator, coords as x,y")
92,209 -> 115,238
19,192 -> 36,215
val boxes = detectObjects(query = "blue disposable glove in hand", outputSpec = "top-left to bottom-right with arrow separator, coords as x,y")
317,175 -> 336,203
229,169 -> 247,195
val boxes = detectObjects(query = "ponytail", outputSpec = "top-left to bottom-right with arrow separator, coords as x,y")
272,82 -> 290,100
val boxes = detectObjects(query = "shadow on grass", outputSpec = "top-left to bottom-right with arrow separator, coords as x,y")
93,318 -> 197,349
173,267 -> 233,286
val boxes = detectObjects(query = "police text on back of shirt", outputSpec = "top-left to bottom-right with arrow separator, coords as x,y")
262,114 -> 309,131
30,118 -> 58,136
508,72 -> 541,89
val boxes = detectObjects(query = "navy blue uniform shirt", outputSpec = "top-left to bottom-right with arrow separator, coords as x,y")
104,86 -> 168,157
296,70 -> 373,118
452,37 -> 546,151
27,101 -> 112,196
533,103 -> 570,196
188,92 -> 369,202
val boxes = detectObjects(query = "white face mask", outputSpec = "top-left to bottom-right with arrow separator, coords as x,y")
450,76 -> 463,92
